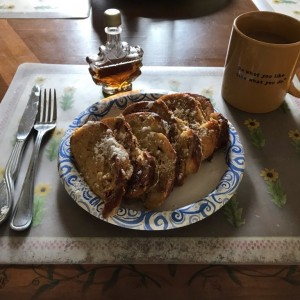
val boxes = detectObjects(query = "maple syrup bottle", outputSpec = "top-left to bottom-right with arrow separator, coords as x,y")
86,8 -> 144,96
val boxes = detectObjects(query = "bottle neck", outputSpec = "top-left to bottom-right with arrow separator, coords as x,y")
105,26 -> 122,42
105,26 -> 125,58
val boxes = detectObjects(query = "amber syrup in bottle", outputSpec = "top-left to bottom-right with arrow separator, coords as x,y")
86,9 -> 144,96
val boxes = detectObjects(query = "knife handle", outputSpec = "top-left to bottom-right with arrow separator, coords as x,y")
10,132 -> 43,231
0,140 -> 25,224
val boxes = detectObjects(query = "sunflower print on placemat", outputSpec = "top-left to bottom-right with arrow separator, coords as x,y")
260,168 -> 287,208
0,4 -> 15,9
34,76 -> 47,86
288,129 -> 300,155
244,118 -> 266,149
32,183 -> 51,227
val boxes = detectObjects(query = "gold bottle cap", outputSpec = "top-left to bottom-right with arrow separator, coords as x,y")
104,9 -> 122,27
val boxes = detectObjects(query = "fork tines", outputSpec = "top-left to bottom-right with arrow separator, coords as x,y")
38,89 -> 57,123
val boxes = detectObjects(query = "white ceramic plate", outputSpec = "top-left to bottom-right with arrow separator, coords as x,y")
58,91 -> 245,230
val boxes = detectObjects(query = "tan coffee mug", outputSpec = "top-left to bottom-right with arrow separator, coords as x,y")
221,11 -> 300,113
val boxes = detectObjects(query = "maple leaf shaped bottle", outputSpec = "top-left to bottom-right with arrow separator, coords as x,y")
86,8 -> 144,96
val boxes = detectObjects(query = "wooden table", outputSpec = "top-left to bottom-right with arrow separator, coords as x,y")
2,1 -> 300,299
0,0 -> 257,101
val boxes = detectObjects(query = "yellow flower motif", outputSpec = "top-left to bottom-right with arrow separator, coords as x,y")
288,129 -> 300,141
0,4 -> 15,9
294,11 -> 300,15
35,184 -> 51,197
201,87 -> 214,98
244,118 -> 260,129
53,128 -> 65,138
260,168 -> 279,183
0,167 -> 4,180
272,0 -> 281,3
34,77 -> 46,85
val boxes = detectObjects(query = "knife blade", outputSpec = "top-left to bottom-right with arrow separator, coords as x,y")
0,85 -> 40,224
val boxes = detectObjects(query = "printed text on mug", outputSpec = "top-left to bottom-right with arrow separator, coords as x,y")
236,66 -> 287,86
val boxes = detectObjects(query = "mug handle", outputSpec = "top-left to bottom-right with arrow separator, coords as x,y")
288,61 -> 300,98
288,81 -> 300,98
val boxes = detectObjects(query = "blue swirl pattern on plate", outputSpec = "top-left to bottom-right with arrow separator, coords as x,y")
58,91 -> 245,231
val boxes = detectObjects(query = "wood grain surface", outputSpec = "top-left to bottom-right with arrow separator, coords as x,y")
0,0 -> 257,101
1,264 -> 300,300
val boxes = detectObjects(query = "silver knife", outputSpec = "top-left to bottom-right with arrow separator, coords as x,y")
0,85 -> 40,224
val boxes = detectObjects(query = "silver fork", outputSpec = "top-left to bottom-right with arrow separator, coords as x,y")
10,89 -> 57,231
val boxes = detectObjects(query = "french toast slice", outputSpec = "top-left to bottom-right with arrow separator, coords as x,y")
122,99 -> 172,119
189,93 -> 229,151
207,111 -> 229,151
101,116 -> 157,199
70,121 -> 133,218
159,93 -> 206,126
123,100 -> 202,186
159,93 -> 227,160
189,93 -> 215,119
122,99 -> 175,138
123,111 -> 169,136
124,112 -> 176,209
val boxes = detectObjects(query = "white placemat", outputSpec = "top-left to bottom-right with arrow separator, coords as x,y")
1,63 -> 300,265
253,0 -> 300,20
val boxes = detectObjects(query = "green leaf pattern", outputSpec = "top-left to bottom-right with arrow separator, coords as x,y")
260,168 -> 287,208
60,87 -> 76,111
32,195 -> 46,227
34,6 -> 54,10
46,133 -> 64,161
267,180 -> 287,208
223,194 -> 245,228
